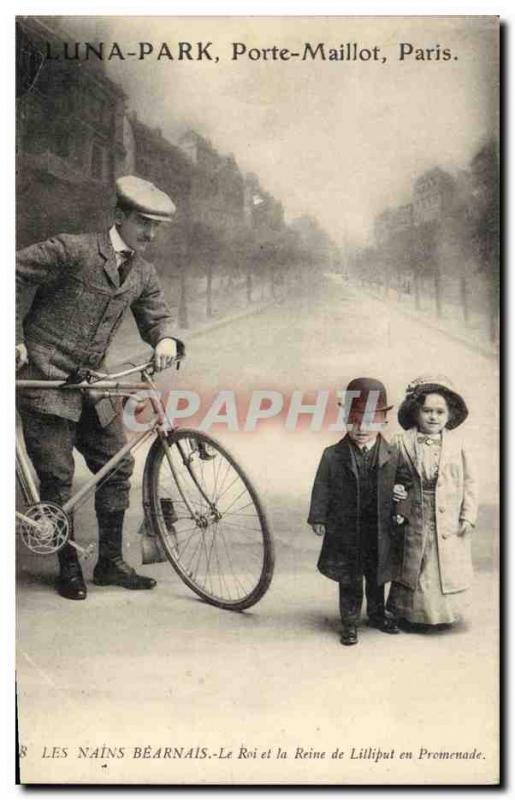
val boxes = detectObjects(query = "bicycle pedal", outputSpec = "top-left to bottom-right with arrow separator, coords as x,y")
69,541 -> 96,559
83,543 -> 97,560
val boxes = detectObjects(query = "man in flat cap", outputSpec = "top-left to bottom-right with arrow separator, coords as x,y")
16,176 -> 181,601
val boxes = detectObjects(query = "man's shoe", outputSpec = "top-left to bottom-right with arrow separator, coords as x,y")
93,557 -> 156,590
56,566 -> 87,601
340,625 -> 358,646
367,615 -> 400,634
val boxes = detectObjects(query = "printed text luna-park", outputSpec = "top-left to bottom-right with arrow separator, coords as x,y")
44,41 -> 459,65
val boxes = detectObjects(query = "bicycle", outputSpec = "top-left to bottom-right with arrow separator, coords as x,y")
16,356 -> 275,610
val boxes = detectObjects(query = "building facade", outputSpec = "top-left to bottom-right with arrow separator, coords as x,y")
413,167 -> 455,226
16,16 -> 128,245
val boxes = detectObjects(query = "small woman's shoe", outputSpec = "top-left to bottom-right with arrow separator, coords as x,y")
368,615 -> 400,634
397,617 -> 419,633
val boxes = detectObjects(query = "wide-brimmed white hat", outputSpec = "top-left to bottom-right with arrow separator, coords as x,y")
398,374 -> 468,430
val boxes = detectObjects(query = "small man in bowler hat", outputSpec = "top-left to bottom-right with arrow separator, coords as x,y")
16,175 -> 182,601
308,377 -> 401,645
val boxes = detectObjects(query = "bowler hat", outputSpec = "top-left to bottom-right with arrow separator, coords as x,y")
339,377 -> 393,413
397,374 -> 468,430
115,175 -> 176,222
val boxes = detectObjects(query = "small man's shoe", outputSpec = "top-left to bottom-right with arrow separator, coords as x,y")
56,565 -> 87,601
367,615 -> 400,634
340,624 -> 358,646
93,557 -> 157,590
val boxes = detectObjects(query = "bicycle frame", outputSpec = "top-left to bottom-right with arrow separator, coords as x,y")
16,356 -> 275,609
16,356 -> 214,532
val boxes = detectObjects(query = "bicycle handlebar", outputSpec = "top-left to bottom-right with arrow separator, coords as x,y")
16,354 -> 185,390
88,360 -> 155,381
90,352 -> 185,380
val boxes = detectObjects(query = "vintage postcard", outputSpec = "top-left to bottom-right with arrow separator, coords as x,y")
14,14 -> 499,785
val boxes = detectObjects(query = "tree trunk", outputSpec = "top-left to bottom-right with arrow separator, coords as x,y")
246,268 -> 252,304
270,264 -> 276,300
489,277 -> 499,344
382,256 -> 391,299
413,271 -> 421,311
434,267 -> 443,318
206,263 -> 213,318
178,261 -> 188,329
460,275 -> 470,325
383,272 -> 389,298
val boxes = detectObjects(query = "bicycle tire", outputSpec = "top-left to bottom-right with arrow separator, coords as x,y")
142,429 -> 275,610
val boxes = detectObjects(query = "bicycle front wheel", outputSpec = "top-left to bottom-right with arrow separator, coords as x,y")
143,429 -> 274,610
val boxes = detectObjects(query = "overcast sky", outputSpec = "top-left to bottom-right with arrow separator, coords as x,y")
67,15 -> 498,245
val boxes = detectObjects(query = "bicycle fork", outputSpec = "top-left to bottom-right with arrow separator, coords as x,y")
156,429 -> 221,527
144,371 -> 219,527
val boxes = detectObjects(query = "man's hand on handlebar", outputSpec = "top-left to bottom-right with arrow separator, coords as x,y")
16,339 -> 185,376
153,338 -> 185,372
16,343 -> 29,371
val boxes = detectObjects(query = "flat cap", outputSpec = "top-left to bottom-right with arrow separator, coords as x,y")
115,175 -> 176,221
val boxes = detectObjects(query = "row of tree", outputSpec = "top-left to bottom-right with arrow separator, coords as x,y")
150,182 -> 335,328
349,140 -> 499,342
16,16 -> 337,330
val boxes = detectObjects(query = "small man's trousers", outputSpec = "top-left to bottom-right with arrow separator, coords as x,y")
338,532 -> 384,625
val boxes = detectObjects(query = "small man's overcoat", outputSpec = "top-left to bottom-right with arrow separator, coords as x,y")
307,434 -> 401,585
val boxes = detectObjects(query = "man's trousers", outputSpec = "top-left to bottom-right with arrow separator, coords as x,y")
19,403 -> 134,524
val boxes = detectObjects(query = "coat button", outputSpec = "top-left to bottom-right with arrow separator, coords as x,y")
439,507 -> 445,513
441,533 -> 448,539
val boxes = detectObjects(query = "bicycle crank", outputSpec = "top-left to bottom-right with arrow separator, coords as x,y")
16,504 -> 94,558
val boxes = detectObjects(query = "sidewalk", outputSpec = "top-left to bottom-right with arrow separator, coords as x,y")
359,284 -> 498,359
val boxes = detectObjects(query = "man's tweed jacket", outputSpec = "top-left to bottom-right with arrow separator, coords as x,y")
16,231 -> 175,421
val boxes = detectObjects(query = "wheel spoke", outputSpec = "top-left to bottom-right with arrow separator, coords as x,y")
213,457 -> 233,501
148,432 -> 273,608
182,530 -> 205,577
215,523 -> 252,597
224,511 -> 263,518
213,472 -> 241,505
219,487 -> 250,516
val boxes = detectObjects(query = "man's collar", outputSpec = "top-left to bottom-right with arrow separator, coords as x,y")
109,224 -> 133,255
350,434 -> 379,451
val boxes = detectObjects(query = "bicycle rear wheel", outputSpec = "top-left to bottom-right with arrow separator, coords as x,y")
143,429 -> 274,610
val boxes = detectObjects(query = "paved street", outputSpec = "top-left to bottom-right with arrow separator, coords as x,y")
16,281 -> 499,784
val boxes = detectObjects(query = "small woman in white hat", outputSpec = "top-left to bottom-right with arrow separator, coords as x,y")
387,375 -> 477,628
